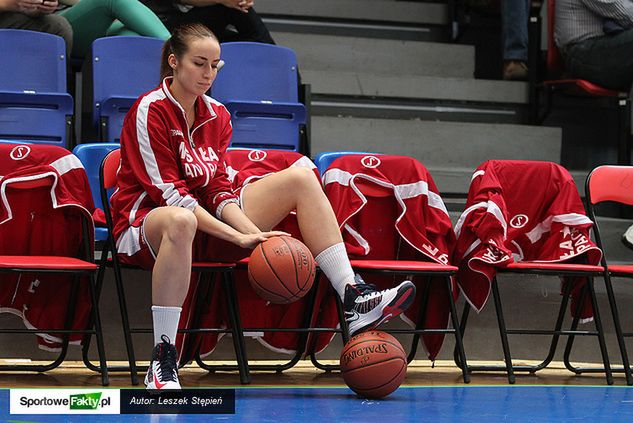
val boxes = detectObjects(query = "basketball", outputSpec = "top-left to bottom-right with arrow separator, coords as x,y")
340,330 -> 407,399
247,236 -> 316,304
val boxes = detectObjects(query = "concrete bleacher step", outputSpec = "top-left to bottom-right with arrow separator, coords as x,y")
311,115 -> 562,194
258,0 -> 449,41
273,32 -> 530,123
304,70 -> 528,123
272,32 -> 474,79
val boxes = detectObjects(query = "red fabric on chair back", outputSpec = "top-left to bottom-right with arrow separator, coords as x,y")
322,154 -> 456,360
0,143 -> 95,350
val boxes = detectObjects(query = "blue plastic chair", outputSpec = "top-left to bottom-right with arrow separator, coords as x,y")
92,36 -> 164,143
72,143 -> 120,242
0,29 -> 73,148
313,151 -> 379,175
212,42 -> 307,152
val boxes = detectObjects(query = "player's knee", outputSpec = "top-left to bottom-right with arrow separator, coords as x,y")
290,167 -> 320,192
164,208 -> 197,244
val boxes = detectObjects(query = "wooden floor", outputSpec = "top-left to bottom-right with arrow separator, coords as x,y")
0,359 -> 622,388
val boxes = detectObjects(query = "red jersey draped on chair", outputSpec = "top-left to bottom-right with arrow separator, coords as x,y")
322,154 -> 456,360
0,143 -> 95,350
454,160 -> 602,321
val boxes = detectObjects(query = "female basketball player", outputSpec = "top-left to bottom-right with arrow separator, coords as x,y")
111,23 -> 416,391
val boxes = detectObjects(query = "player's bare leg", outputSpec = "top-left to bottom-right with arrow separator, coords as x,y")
141,206 -> 198,392
241,168 -> 415,336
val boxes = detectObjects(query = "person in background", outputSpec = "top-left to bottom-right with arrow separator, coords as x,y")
555,0 -> 633,248
555,0 -> 633,91
143,0 -> 274,44
502,0 -> 529,80
0,0 -> 72,51
56,0 -> 170,59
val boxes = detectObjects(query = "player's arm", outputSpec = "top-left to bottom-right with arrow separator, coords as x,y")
193,204 -> 284,249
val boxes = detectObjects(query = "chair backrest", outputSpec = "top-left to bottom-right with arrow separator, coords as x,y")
100,148 -> 121,191
314,151 -> 378,175
584,165 -> 633,263
73,143 -> 121,210
586,165 -> 633,206
92,36 -> 164,141
0,29 -> 67,93
212,42 -> 299,103
0,30 -> 72,147
99,148 -> 121,236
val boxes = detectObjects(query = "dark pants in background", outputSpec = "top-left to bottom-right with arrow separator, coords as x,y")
564,29 -> 633,91
166,6 -> 274,44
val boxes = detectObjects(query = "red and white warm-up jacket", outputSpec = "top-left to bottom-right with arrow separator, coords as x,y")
323,154 -> 456,361
453,160 -> 602,321
110,77 -> 239,259
0,144 -> 95,351
177,149 -> 333,362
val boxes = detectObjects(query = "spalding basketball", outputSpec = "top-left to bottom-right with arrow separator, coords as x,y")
248,236 -> 316,304
340,330 -> 407,399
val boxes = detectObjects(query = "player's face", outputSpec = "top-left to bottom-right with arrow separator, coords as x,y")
170,36 -> 221,97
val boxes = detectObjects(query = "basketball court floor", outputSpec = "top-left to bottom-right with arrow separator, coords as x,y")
1,360 -> 632,422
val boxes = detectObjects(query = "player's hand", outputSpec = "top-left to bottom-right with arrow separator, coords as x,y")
15,0 -> 42,14
237,231 -> 290,249
38,0 -> 58,14
221,0 -> 251,13
239,0 -> 254,11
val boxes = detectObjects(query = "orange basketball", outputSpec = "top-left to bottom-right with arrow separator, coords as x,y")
340,330 -> 407,399
247,236 -> 316,304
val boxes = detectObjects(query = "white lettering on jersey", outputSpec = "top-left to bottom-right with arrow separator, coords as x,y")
423,243 -> 439,256
482,248 -> 499,263
559,228 -> 591,259
10,145 -> 31,160
184,163 -> 203,178
206,162 -> 217,175
481,240 -> 508,263
198,147 -> 219,162
179,142 -> 194,163
171,129 -> 184,137
571,230 -> 590,253
422,243 -> 449,264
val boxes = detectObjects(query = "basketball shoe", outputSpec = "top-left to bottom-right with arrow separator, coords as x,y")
145,335 -> 181,392
344,275 -> 416,337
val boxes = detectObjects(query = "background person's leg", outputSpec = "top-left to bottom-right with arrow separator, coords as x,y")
59,0 -> 169,58
501,0 -> 529,80
564,29 -> 633,91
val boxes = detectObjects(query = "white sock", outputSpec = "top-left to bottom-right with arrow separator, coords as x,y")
315,242 -> 356,299
151,305 -> 182,346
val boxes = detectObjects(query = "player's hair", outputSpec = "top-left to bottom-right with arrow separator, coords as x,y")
160,23 -> 218,80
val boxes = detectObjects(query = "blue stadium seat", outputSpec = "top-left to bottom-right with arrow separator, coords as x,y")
0,29 -> 73,148
92,36 -> 164,143
212,42 -> 308,153
72,143 -> 120,242
314,151 -> 378,175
